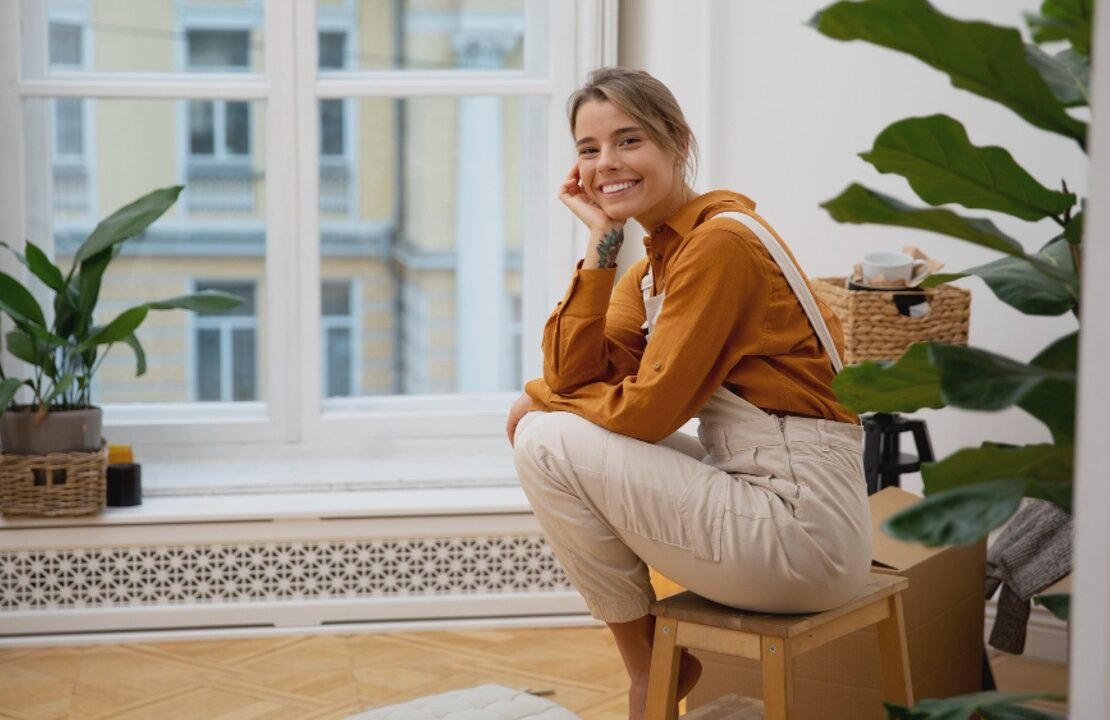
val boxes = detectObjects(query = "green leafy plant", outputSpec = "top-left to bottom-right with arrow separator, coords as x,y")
0,186 -> 242,414
811,0 -> 1088,717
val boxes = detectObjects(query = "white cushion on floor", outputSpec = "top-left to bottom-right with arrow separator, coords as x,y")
344,684 -> 581,720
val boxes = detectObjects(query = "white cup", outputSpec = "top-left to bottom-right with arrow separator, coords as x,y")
861,251 -> 926,285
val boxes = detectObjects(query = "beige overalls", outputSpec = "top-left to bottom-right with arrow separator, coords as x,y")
513,211 -> 871,623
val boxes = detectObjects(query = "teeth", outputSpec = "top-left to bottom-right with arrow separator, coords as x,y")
602,181 -> 637,194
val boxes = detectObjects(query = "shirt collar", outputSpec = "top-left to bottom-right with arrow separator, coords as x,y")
658,189 -> 758,239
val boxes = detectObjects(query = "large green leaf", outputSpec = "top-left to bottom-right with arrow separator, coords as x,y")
1025,45 -> 1089,107
821,185 -> 1026,256
929,239 -> 1077,316
71,186 -> 183,268
832,343 -> 944,413
1,241 -> 67,292
54,284 -> 81,339
885,690 -> 1065,719
0,378 -> 25,410
1064,209 -> 1083,244
811,0 -> 1087,145
859,115 -> 1074,221
0,270 -> 47,327
75,306 -> 150,352
1017,332 -> 1078,443
929,344 -> 1075,411
1027,0 -> 1093,56
148,290 -> 243,313
122,333 -> 147,377
43,374 -> 75,407
1033,593 -> 1070,622
922,443 -> 1073,511
883,478 -> 1026,546
5,329 -> 40,365
76,246 -> 115,321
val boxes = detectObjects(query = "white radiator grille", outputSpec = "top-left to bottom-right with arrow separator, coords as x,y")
1,535 -> 571,612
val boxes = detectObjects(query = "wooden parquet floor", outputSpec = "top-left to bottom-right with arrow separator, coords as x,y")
0,627 -> 632,720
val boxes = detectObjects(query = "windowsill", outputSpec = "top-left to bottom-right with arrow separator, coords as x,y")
0,483 -> 532,529
0,446 -> 527,529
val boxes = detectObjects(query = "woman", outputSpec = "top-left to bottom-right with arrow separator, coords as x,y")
506,67 -> 870,719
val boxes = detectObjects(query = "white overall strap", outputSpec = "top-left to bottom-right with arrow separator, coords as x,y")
715,211 -> 845,373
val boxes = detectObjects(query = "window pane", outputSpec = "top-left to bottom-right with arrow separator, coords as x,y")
231,328 -> 257,401
187,29 -> 250,70
319,96 -> 541,398
48,22 -> 82,66
319,31 -> 346,69
196,328 -> 222,401
54,98 -> 83,155
316,0 -> 531,73
189,101 -> 215,155
322,280 -> 351,317
23,97 -> 268,405
23,0 -> 264,78
225,102 -> 250,155
320,99 -> 345,156
326,327 -> 353,398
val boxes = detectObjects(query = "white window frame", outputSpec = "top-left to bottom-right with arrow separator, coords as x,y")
1,0 -> 614,462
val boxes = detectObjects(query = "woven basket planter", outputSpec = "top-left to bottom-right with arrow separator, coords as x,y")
813,277 -> 971,365
0,444 -> 107,517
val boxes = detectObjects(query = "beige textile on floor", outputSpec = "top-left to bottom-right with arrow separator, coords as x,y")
343,684 -> 580,719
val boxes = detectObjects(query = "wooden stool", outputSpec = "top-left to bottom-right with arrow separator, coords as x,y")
645,572 -> 912,720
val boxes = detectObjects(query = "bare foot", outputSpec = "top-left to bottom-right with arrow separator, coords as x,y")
628,650 -> 703,720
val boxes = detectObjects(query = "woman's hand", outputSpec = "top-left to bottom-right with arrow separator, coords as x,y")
558,164 -> 626,269
559,163 -> 615,233
506,391 -> 535,447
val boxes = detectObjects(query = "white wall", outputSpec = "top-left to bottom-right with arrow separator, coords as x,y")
618,0 -> 1085,493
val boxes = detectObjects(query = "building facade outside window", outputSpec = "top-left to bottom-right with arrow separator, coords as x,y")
6,0 -> 598,491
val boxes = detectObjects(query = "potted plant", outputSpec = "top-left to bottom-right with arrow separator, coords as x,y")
811,0 -> 1084,717
0,185 -> 243,455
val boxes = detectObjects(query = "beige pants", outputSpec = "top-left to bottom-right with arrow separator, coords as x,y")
513,387 -> 871,623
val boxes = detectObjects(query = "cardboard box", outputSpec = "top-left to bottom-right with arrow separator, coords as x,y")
687,487 -> 987,719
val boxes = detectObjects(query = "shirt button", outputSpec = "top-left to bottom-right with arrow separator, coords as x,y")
653,253 -> 663,261
652,362 -> 662,371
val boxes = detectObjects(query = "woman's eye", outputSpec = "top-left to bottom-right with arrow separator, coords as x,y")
578,148 -> 597,156
620,137 -> 640,146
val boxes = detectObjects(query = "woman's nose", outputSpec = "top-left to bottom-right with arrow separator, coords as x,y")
598,144 -> 621,170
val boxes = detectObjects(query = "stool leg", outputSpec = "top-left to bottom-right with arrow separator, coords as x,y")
877,594 -> 913,707
645,617 -> 681,720
760,635 -> 793,720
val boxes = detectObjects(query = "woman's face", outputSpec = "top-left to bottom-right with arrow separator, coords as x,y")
573,99 -> 684,226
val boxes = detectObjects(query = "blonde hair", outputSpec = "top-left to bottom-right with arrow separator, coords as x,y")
567,67 -> 699,183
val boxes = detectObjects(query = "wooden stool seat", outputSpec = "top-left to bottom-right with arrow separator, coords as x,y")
646,571 -> 913,720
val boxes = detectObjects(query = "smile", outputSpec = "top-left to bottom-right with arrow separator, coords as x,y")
599,180 -> 641,197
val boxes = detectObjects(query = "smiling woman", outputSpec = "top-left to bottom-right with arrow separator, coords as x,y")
505,67 -> 869,719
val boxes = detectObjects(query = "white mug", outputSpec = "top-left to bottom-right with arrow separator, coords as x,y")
861,251 -> 927,285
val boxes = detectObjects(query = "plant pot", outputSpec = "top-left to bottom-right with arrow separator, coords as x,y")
0,406 -> 103,455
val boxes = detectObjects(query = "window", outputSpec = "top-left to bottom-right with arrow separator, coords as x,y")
322,280 -> 358,397
6,0 -> 602,491
47,18 -> 89,215
193,281 -> 258,402
186,27 -> 253,212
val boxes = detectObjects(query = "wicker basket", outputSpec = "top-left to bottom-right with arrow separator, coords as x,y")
813,277 -> 971,364
0,444 -> 107,517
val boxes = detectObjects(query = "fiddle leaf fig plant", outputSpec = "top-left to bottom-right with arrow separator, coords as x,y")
811,0 -> 1086,716
0,185 -> 243,414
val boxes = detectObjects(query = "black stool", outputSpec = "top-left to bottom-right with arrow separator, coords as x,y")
863,413 -> 934,495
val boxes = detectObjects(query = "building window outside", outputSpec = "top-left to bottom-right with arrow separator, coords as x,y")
193,280 -> 258,402
319,30 -> 350,215
322,280 -> 358,398
48,19 -> 89,213
185,28 -> 254,212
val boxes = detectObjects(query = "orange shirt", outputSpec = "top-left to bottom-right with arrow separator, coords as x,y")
524,190 -> 858,443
